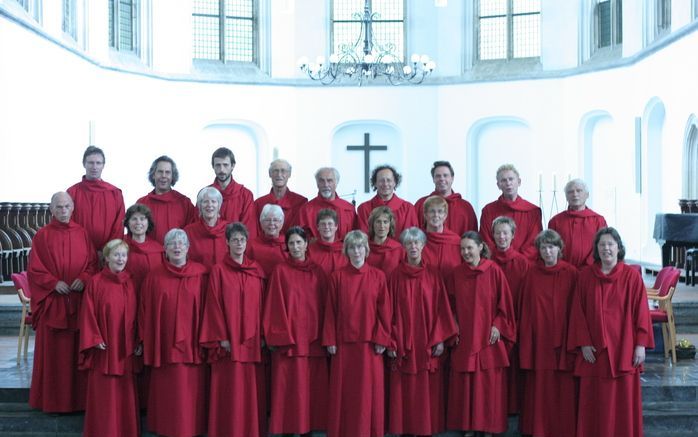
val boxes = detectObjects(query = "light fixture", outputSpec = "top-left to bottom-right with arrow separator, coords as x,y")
297,0 -> 436,85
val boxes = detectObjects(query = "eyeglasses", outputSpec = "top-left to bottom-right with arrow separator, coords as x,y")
262,218 -> 282,224
229,238 -> 247,244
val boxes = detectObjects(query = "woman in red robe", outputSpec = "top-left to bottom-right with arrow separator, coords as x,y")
447,231 -> 516,437
263,226 -> 329,436
322,230 -> 392,437
308,208 -> 347,275
567,227 -> 654,437
518,230 -> 578,437
184,186 -> 230,270
123,203 -> 164,289
490,216 -> 530,414
79,239 -> 141,437
139,228 -> 208,437
366,206 -> 405,276
200,222 -> 266,437
421,196 -> 462,278
247,203 -> 288,275
387,227 -> 458,436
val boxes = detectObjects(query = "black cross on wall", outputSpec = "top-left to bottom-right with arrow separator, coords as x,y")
347,133 -> 387,193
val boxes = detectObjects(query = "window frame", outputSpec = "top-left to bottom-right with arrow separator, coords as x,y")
62,0 -> 77,41
592,0 -> 622,54
329,0 -> 408,63
109,0 -> 140,54
191,0 -> 259,65
654,0 -> 671,37
474,0 -> 541,62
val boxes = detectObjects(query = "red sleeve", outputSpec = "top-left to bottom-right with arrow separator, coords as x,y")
199,268 -> 229,349
428,276 -> 458,347
78,278 -> 104,357
321,274 -> 339,347
372,274 -> 392,347
263,267 -> 295,347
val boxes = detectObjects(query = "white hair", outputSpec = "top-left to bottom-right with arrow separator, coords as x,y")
315,167 -> 340,184
196,186 -> 223,210
564,178 -> 589,194
269,159 -> 292,174
163,228 -> 189,248
260,204 -> 285,222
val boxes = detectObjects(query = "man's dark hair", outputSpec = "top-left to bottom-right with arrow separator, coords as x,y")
211,147 -> 236,167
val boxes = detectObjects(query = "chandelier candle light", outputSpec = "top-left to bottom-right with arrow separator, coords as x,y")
298,0 -> 436,85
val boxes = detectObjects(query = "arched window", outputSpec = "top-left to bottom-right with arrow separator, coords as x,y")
192,0 -> 257,63
684,116 -> 698,199
475,0 -> 540,61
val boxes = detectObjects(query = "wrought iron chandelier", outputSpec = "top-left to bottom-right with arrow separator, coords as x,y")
297,0 -> 436,85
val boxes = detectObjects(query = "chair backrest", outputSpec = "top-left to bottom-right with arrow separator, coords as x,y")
652,266 -> 676,291
628,264 -> 642,275
656,267 -> 681,298
10,271 -> 31,302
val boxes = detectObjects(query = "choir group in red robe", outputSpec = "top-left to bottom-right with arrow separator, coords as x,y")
28,154 -> 657,437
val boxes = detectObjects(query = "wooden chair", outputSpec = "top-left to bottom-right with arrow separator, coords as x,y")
10,272 -> 32,365
647,267 -> 681,363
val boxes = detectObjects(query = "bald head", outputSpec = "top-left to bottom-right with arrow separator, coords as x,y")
50,192 -> 74,223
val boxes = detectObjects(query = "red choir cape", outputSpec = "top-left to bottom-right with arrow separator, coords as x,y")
247,233 -> 288,276
297,194 -> 357,240
548,208 -> 608,268
355,193 -> 418,237
254,188 -> 308,235
308,239 -> 348,276
79,268 -> 138,374
388,260 -> 458,374
367,238 -> 405,277
211,177 -> 257,237
490,248 -> 530,318
567,262 -> 654,377
78,268 -> 140,437
200,254 -> 266,362
415,191 -> 478,236
27,219 -> 98,412
322,263 -> 391,437
136,190 -> 197,243
518,260 -> 578,371
480,195 -> 542,259
184,217 -> 230,270
139,260 -> 208,367
123,235 -> 164,290
263,258 -> 328,356
422,229 -> 463,278
446,259 -> 516,372
67,176 -> 125,251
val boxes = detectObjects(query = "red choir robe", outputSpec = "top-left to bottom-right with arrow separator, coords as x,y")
322,263 -> 392,437
139,261 -> 208,437
548,208 -> 608,268
27,219 -> 98,412
518,260 -> 578,437
422,229 -> 463,278
446,259 -> 516,435
67,176 -> 125,251
200,255 -> 266,437
367,238 -> 405,277
491,247 -> 530,414
254,188 -> 308,235
79,268 -> 140,437
263,258 -> 329,434
355,193 -> 418,237
480,195 -> 543,259
123,236 -> 164,290
136,190 -> 197,243
211,178 -> 257,237
308,240 -> 348,276
184,218 -> 230,270
567,262 -> 654,437
247,233 -> 288,276
297,194 -> 357,240
387,260 -> 458,436
415,191 -> 478,236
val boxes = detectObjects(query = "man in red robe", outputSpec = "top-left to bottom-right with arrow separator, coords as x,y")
137,156 -> 197,243
480,164 -> 542,259
548,179 -> 607,268
355,165 -> 418,236
298,167 -> 356,240
28,191 -> 98,412
67,145 -> 125,254
415,161 -> 478,236
209,147 -> 257,237
254,159 -> 308,235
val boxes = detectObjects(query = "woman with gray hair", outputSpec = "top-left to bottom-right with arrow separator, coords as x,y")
247,203 -> 288,276
184,186 -> 229,269
322,230 -> 391,437
140,228 -> 208,437
518,229 -> 578,437
386,227 -> 457,436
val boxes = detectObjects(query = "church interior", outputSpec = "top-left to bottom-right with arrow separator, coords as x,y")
1,0 -> 698,436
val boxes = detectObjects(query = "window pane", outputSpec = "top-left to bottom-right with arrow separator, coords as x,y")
332,22 -> 362,57
373,0 -> 403,20
513,13 -> 540,57
597,1 -> 611,48
512,0 -> 540,14
225,0 -> 253,18
615,0 -> 623,44
193,15 -> 221,59
118,0 -> 134,51
224,16 -> 254,62
333,0 -> 365,20
479,16 -> 507,60
479,0 -> 507,17
331,0 -> 404,61
373,21 -> 404,61
109,0 -> 114,47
